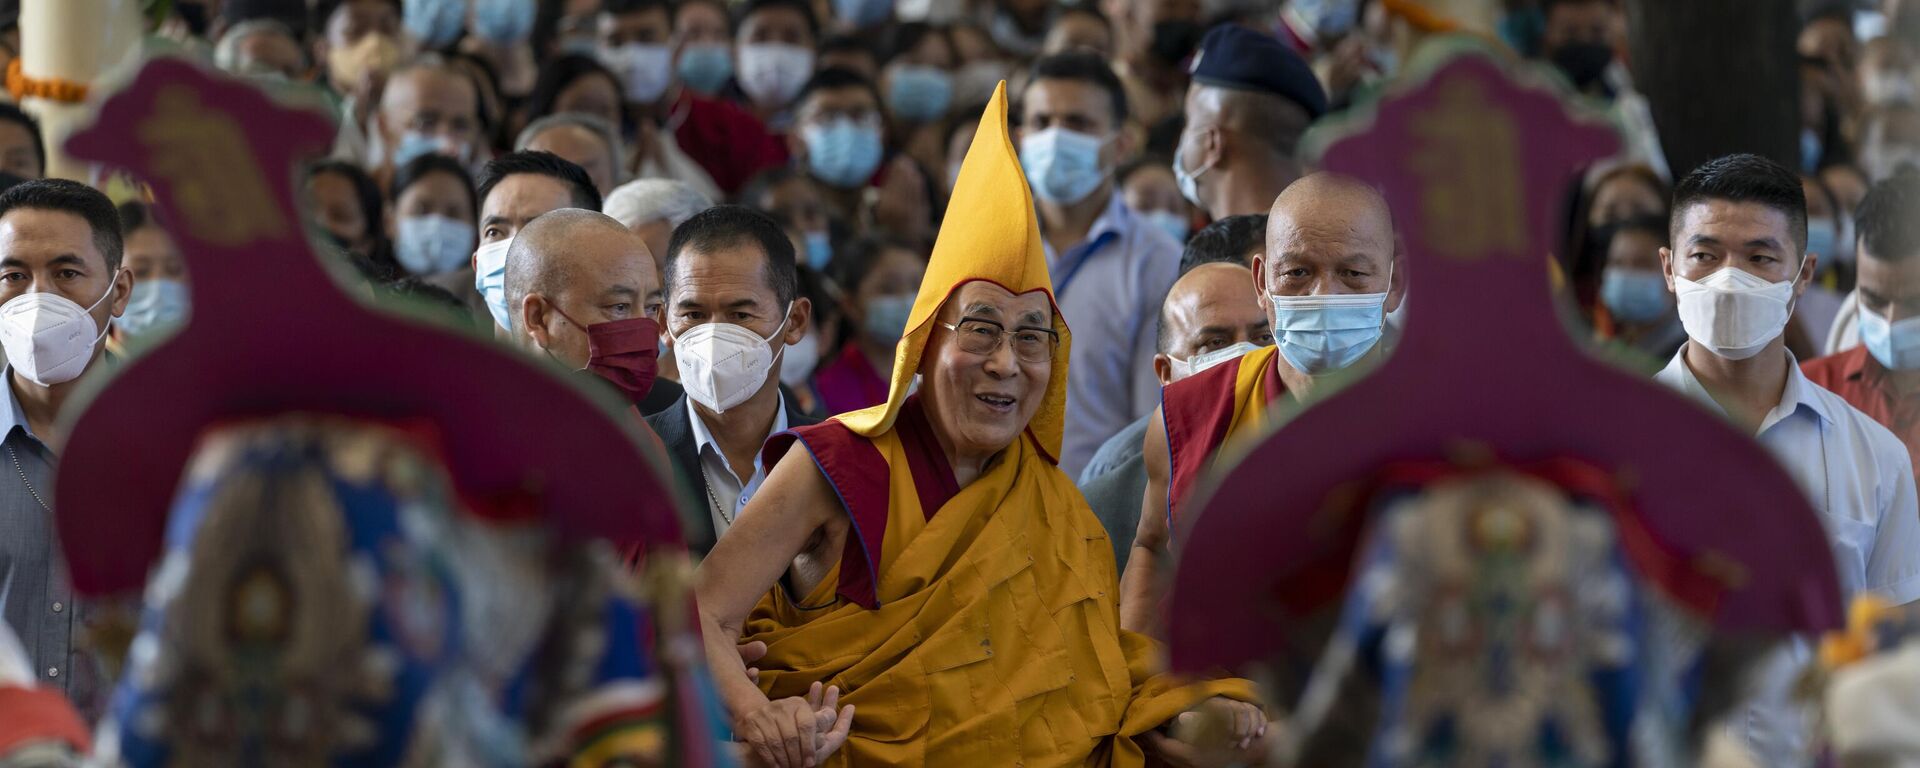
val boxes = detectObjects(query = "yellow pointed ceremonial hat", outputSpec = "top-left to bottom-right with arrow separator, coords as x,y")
836,82 -> 1072,463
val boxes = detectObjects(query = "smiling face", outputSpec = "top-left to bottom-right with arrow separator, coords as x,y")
918,281 -> 1054,464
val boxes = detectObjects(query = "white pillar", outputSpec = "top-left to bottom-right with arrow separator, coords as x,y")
19,0 -> 142,181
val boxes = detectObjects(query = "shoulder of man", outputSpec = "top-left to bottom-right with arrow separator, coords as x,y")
1803,375 -> 1914,483
1801,346 -> 1866,390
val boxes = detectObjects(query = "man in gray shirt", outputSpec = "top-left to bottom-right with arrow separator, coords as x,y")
0,179 -> 132,719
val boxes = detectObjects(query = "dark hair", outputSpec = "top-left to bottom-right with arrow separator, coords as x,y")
883,22 -> 954,65
116,200 -> 161,234
477,150 -> 602,212
444,50 -> 504,142
1670,153 -> 1808,254
521,54 -> 631,135
1025,51 -> 1129,126
737,0 -> 819,39
739,166 -> 808,214
1116,155 -> 1171,189
1542,0 -> 1612,18
394,153 -> 479,220
826,234 -> 922,296
820,33 -> 875,62
0,179 -> 125,272
796,67 -> 884,115
666,204 -> 799,305
313,0 -> 400,37
1856,168 -> 1920,264
1179,214 -> 1267,275
0,103 -> 44,178
377,276 -> 477,326
308,159 -> 397,273
604,0 -> 672,16
943,102 -> 989,150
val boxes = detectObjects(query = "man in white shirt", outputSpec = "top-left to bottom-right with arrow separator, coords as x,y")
1653,153 -> 1920,766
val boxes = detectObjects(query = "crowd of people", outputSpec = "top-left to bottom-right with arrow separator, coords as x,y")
0,0 -> 1914,765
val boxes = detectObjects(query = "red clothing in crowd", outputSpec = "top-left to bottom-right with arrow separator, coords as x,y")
1804,346 -> 1920,476
668,88 -> 789,197
813,343 -> 891,417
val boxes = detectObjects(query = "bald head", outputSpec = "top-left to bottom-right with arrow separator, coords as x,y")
1154,262 -> 1271,384
1259,172 -> 1403,308
378,60 -> 480,163
505,209 -> 662,365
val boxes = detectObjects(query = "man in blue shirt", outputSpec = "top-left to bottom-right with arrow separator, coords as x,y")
1019,51 -> 1183,476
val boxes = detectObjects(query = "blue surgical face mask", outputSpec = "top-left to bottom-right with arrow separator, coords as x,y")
678,43 -> 734,95
1805,218 -> 1839,262
833,0 -> 895,28
118,278 -> 190,338
474,236 -> 513,330
887,65 -> 953,123
805,230 -> 833,270
396,214 -> 477,276
472,0 -> 535,44
1599,268 -> 1672,324
404,0 -> 466,49
393,131 -> 444,169
1860,307 -> 1920,370
1141,209 -> 1189,243
863,293 -> 915,345
1269,285 -> 1390,375
803,117 -> 885,189
1020,127 -> 1108,205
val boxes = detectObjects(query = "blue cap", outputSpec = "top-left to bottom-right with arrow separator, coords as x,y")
1188,24 -> 1329,120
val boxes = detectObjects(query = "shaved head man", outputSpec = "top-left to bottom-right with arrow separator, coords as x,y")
1124,172 -> 1401,635
375,60 -> 482,177
1081,260 -> 1270,572
504,208 -> 665,372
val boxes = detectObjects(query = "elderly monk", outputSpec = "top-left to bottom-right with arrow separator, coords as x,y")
695,84 -> 1264,768
1121,173 -> 1405,634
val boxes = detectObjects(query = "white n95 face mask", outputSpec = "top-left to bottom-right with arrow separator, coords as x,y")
1169,340 -> 1263,381
672,305 -> 791,413
473,237 -> 513,331
0,280 -> 117,387
1673,266 -> 1798,360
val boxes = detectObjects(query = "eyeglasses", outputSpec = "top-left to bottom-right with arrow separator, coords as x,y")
938,318 -> 1058,363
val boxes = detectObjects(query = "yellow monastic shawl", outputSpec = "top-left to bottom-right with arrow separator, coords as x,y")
741,82 -> 1256,765
745,422 -> 1254,765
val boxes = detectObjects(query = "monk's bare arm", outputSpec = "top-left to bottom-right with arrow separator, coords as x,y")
695,447 -> 843,722
1120,406 -> 1172,635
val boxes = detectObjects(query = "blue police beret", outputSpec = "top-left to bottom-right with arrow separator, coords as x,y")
1188,24 -> 1329,120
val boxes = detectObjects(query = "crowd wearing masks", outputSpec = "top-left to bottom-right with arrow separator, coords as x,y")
0,0 -> 1916,766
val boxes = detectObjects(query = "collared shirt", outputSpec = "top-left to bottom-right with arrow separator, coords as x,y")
1803,345 -> 1920,478
0,367 -> 99,718
687,390 -> 789,537
1043,193 -> 1182,477
1656,346 -> 1920,766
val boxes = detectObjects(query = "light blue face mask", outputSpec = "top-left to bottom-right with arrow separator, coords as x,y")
1801,127 -> 1824,173
473,237 -> 513,330
678,43 -> 734,95
805,230 -> 833,270
833,0 -> 895,28
1806,218 -> 1839,262
393,131 -> 453,170
1860,307 -> 1920,370
888,65 -> 953,123
472,0 -> 535,44
404,0 -> 466,49
1269,287 -> 1390,375
1020,127 -> 1107,205
803,118 -> 885,189
863,293 -> 915,345
118,278 -> 190,338
396,214 -> 477,276
1141,209 -> 1189,243
1599,268 -> 1671,323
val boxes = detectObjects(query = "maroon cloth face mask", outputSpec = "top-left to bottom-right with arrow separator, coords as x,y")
556,308 -> 660,405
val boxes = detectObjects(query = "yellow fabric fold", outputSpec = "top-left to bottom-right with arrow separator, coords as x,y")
744,432 -> 1255,766
835,80 -> 1072,464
